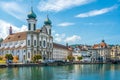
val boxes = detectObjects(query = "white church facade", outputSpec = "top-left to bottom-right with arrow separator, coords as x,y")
0,7 -> 53,62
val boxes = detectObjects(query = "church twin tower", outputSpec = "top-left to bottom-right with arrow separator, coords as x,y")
26,7 -> 53,61
27,7 -> 52,35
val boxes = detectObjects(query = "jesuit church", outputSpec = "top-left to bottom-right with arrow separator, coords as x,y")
0,7 -> 53,62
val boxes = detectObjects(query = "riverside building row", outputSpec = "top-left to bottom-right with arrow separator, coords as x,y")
71,40 -> 120,62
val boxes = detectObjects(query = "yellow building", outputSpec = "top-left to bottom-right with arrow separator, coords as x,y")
111,45 -> 120,61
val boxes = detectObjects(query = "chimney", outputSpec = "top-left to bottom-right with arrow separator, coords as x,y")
9,26 -> 12,35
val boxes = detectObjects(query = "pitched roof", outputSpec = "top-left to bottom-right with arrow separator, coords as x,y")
53,43 -> 68,50
2,31 -> 27,43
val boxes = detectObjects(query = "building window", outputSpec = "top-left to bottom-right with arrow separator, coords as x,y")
47,42 -> 49,47
34,24 -> 36,30
34,40 -> 36,46
34,51 -> 36,54
28,40 -> 30,46
17,55 -> 19,60
50,43 -> 52,48
12,50 -> 14,54
23,55 -> 25,60
28,52 -> 30,58
43,41 -> 46,47
28,23 -> 31,30
40,41 -> 41,46
39,51 -> 41,54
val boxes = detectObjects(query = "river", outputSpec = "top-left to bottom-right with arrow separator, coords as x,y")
0,64 -> 120,80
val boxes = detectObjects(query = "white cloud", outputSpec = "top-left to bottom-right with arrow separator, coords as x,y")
37,0 -> 95,12
58,22 -> 74,27
75,5 -> 118,18
54,33 -> 66,42
53,31 -> 81,44
52,30 -> 56,34
0,1 -> 27,21
64,35 -> 81,43
0,19 -> 27,39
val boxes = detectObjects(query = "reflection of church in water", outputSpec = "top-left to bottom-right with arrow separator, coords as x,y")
0,7 -> 53,62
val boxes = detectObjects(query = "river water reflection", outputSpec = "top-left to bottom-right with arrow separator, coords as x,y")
0,64 -> 120,80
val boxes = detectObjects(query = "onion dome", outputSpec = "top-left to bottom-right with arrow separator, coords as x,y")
0,38 -> 3,42
102,40 -> 105,42
27,7 -> 37,19
44,15 -> 52,25
100,40 -> 108,48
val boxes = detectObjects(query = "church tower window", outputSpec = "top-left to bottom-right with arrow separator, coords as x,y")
28,23 -> 31,30
34,24 -> 36,30
34,40 -> 36,46
49,29 -> 51,35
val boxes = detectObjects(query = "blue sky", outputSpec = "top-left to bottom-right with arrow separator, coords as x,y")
0,0 -> 120,45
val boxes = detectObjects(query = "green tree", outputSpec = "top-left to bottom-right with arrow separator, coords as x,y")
33,54 -> 42,63
67,55 -> 74,62
77,56 -> 82,61
5,54 -> 13,61
0,56 -> 2,60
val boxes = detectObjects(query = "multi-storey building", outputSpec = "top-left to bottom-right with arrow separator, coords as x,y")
90,40 -> 111,62
53,43 -> 71,61
72,45 -> 91,61
0,7 -> 53,62
111,45 -> 120,61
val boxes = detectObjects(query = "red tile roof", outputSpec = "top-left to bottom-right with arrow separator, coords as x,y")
2,31 -> 27,43
93,41 -> 108,49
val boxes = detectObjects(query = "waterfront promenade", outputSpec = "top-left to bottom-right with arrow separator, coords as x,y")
0,61 -> 116,68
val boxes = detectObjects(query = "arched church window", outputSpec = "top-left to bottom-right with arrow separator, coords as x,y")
28,52 -> 30,58
34,51 -> 36,54
49,29 -> 51,35
43,40 -> 46,47
28,40 -> 30,46
40,41 -> 41,46
47,42 -> 49,47
50,43 -> 52,48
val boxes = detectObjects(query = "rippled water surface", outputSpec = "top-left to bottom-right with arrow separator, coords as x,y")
0,64 -> 120,80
